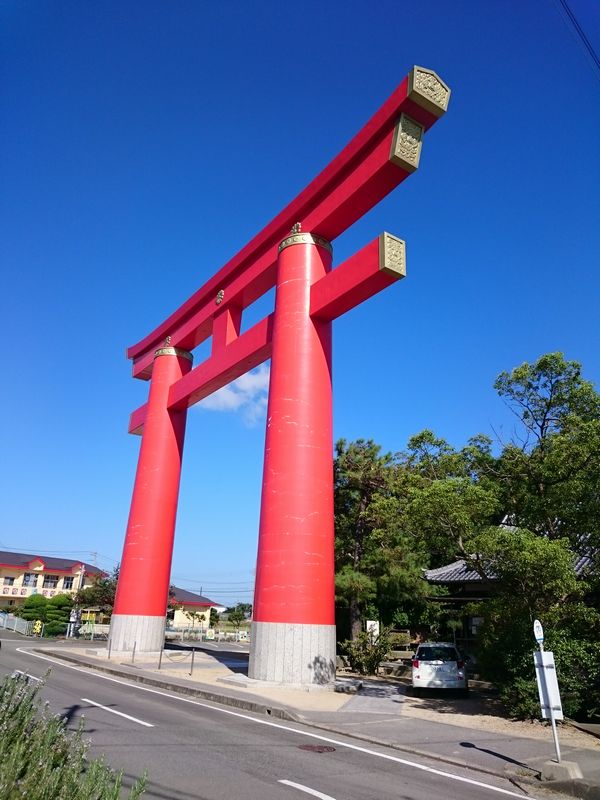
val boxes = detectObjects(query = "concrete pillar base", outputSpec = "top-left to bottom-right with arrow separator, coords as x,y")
109,614 -> 166,653
541,760 -> 583,782
248,621 -> 336,686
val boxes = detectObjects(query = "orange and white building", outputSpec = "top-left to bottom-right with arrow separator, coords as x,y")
0,550 -> 104,611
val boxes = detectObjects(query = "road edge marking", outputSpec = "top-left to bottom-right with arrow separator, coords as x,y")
278,779 -> 337,799
81,697 -> 154,727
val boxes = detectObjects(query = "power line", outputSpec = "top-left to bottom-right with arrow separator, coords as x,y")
181,588 -> 255,593
554,0 -> 600,80
173,579 -> 255,587
0,546 -> 100,557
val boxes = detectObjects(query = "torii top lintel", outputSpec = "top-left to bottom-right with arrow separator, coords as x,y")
127,66 -> 450,385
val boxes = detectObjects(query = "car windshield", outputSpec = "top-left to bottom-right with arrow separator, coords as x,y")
417,646 -> 458,661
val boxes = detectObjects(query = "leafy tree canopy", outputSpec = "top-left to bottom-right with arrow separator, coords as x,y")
333,352 -> 600,718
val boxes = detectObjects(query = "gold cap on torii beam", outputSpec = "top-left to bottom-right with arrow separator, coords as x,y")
389,67 -> 451,174
408,66 -> 451,118
154,336 -> 193,362
278,222 -> 333,255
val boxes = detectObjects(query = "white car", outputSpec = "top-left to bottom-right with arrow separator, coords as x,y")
411,642 -> 468,696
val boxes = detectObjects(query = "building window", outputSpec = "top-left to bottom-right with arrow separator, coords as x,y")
3,577 -> 15,586
42,575 -> 59,589
62,577 -> 74,590
23,573 -> 38,587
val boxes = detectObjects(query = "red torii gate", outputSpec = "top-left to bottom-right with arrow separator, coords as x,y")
111,66 -> 450,686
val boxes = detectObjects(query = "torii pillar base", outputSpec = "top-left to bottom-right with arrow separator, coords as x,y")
108,616 -> 166,654
250,623 -> 336,686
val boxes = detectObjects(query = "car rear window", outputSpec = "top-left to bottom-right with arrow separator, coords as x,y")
417,646 -> 458,661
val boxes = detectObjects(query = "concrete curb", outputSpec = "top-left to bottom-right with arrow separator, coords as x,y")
511,774 -> 600,800
35,649 -> 297,722
541,780 -> 600,800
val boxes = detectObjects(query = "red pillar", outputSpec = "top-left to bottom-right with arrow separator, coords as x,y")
249,228 -> 336,685
110,344 -> 192,652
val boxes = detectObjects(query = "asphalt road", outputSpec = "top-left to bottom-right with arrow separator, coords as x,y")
0,633 -> 536,800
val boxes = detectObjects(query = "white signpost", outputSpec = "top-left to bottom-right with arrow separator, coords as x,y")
533,618 -> 544,647
366,620 -> 380,642
533,619 -> 563,763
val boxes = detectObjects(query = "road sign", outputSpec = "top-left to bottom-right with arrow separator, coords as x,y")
534,650 -> 563,720
534,649 -> 563,763
533,618 -> 544,644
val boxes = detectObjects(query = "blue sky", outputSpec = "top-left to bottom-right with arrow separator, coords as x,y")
2,1 -> 599,606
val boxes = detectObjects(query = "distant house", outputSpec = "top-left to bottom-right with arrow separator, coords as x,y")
0,550 -> 105,611
424,553 -> 593,655
169,586 -> 226,629
425,552 -> 593,593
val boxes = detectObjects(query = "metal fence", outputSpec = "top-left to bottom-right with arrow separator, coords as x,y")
78,622 -> 110,640
165,627 -> 249,643
0,612 -> 34,636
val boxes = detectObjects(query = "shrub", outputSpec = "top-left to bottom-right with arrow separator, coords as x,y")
339,627 -> 392,675
44,594 -> 73,638
44,621 -> 68,637
0,673 -> 146,798
16,595 -> 49,622
475,600 -> 600,720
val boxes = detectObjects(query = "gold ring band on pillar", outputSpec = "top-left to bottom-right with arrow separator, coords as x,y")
278,232 -> 333,255
154,346 -> 194,362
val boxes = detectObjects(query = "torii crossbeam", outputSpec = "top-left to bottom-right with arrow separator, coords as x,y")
111,66 -> 450,686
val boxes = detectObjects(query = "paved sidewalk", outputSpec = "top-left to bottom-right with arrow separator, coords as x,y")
37,642 -> 600,799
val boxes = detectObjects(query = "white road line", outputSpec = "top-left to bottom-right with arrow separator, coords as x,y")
18,648 -> 531,799
11,669 -> 41,682
81,697 -> 154,727
278,779 -> 337,799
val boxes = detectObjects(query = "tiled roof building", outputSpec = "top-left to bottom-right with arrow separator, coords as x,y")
0,550 -> 105,609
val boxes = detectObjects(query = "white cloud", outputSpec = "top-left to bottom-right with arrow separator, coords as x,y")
199,364 -> 270,426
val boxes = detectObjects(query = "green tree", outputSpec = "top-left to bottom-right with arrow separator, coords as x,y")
184,610 -> 206,629
227,606 -> 245,630
330,352 -> 600,717
74,569 -> 118,616
17,595 -> 48,622
335,439 -> 394,639
469,526 -> 599,718
16,595 -> 74,637
44,594 -> 73,637
467,353 -> 600,718
334,439 -> 429,639
401,430 -> 500,569
74,566 -> 178,620
494,352 -> 600,555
